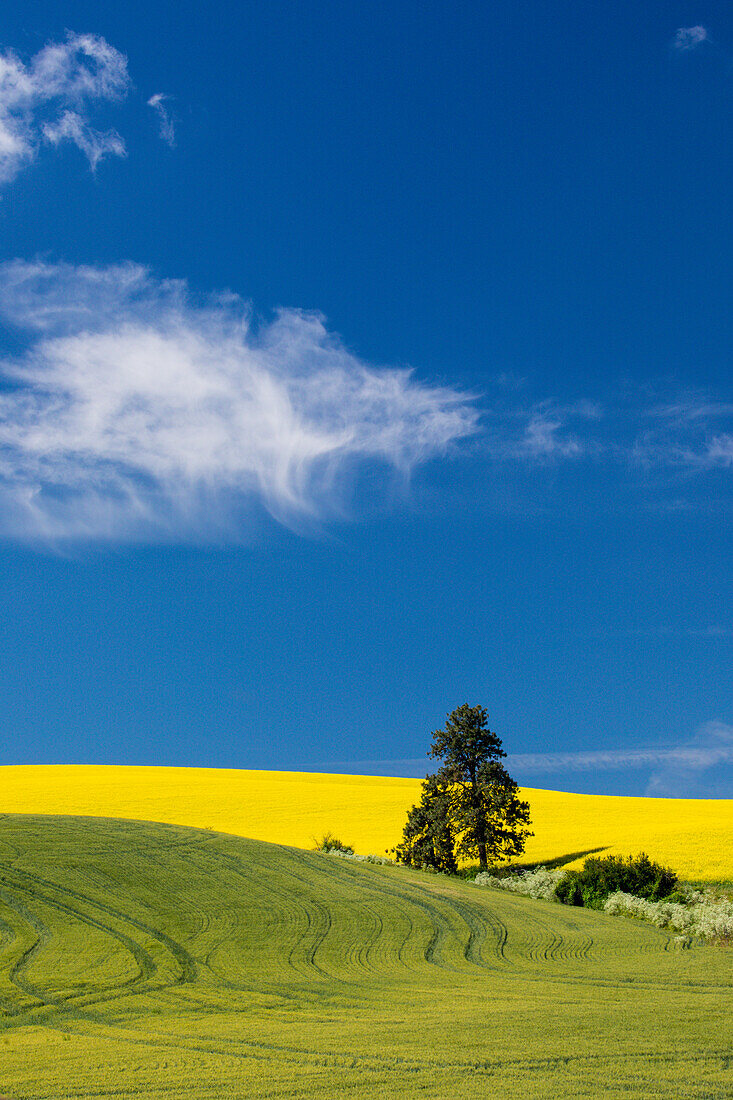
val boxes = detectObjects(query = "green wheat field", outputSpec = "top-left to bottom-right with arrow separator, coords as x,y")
0,815 -> 731,1099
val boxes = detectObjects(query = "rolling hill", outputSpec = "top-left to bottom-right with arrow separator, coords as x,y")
0,815 -> 732,1098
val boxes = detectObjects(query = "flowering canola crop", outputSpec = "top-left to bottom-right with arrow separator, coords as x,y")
1,764 -> 731,880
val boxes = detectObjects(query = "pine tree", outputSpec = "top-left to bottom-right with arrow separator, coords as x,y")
395,704 -> 532,872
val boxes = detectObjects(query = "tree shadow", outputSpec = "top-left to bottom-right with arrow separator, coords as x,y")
458,846 -> 611,880
514,846 -> 610,872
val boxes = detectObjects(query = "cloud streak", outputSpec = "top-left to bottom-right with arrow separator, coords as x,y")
507,735 -> 733,775
506,721 -> 733,798
0,261 -> 478,540
506,401 -> 601,460
147,93 -> 175,147
0,32 -> 130,183
480,390 -> 733,483
633,398 -> 733,471
673,26 -> 709,51
645,721 -> 733,797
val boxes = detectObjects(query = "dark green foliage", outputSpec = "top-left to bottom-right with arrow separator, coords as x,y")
395,703 -> 532,872
664,890 -> 690,905
314,831 -> 353,854
554,874 -> 585,906
393,774 -> 457,872
555,852 -> 679,909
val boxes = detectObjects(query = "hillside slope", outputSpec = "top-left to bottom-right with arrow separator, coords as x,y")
2,764 -> 733,878
0,816 -> 732,1098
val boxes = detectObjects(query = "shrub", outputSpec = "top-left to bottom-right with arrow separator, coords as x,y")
554,853 -> 678,910
554,874 -> 584,906
474,850 -> 733,944
327,850 -> 393,866
603,890 -> 733,941
313,831 -> 353,854
474,866 -> 567,902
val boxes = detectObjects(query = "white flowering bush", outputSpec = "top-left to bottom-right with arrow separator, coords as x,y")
604,890 -> 733,940
327,849 -> 394,866
472,857 -> 733,944
474,866 -> 567,901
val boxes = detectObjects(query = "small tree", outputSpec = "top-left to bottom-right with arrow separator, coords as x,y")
395,704 -> 532,872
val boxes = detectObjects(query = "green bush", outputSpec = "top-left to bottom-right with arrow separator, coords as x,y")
555,853 -> 678,910
313,831 -> 353,854
554,874 -> 584,906
664,890 -> 690,906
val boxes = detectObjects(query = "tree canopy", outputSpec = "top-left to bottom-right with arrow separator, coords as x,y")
395,704 -> 532,872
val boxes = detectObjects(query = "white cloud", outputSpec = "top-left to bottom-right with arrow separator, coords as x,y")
635,400 -> 733,471
508,735 -> 733,775
0,32 -> 130,183
319,726 -> 733,792
147,93 -> 175,147
518,410 -> 582,459
504,721 -> 733,798
649,401 -> 733,422
705,434 -> 733,467
491,401 -> 602,462
42,110 -> 126,170
673,26 -> 709,51
646,721 -> 733,797
469,387 -> 733,489
0,261 -> 478,540
0,264 -> 727,538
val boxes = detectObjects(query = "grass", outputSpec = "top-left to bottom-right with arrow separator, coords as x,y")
2,764 -> 733,879
0,815 -> 733,1098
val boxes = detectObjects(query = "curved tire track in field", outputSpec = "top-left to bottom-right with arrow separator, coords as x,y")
303,855 -> 499,974
0,859 -> 196,1015
0,881 -> 50,1009
0,841 -> 658,1009
1,818 -> 732,1099
0,818 -> 714,1049
205,848 -> 338,982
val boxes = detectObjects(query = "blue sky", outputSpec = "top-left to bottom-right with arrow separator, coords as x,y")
0,2 -> 730,796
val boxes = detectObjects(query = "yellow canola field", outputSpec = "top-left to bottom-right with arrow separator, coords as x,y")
1,764 -> 732,881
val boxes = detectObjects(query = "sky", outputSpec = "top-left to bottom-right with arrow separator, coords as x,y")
0,2 -> 730,797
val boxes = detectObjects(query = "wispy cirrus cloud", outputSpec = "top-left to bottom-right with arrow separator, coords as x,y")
704,434 -> 733,467
0,32 -> 130,183
0,261 -> 729,541
517,410 -> 583,459
673,26 -> 710,51
646,721 -> 733,797
633,397 -> 733,471
42,108 -> 126,170
507,727 -> 733,777
506,401 -> 602,460
147,93 -> 175,147
484,390 -> 732,477
0,261 -> 478,540
502,721 -> 733,798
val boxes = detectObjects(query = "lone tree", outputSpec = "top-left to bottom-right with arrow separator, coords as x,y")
395,704 -> 532,872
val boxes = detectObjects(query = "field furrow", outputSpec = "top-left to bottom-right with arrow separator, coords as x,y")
0,815 -> 731,1099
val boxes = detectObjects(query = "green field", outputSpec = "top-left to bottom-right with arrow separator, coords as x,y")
0,816 -> 731,1098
